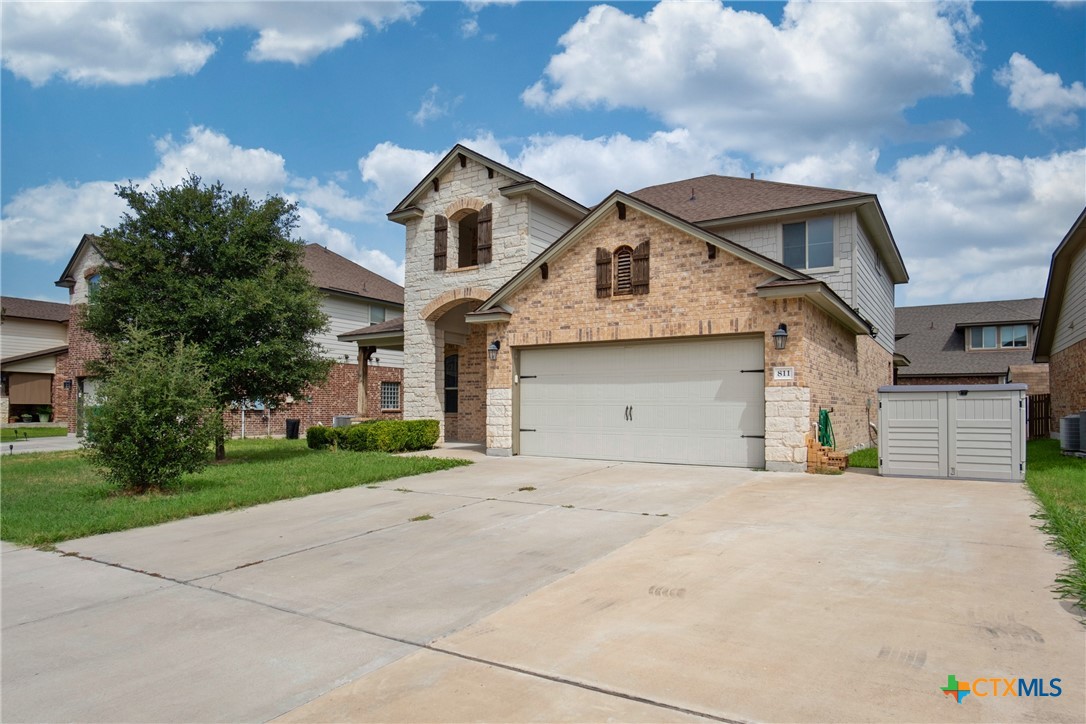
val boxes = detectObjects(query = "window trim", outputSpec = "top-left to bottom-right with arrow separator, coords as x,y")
966,324 -> 1031,351
379,381 -> 402,411
781,217 -> 835,271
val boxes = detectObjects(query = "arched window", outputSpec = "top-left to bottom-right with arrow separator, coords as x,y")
613,246 -> 633,295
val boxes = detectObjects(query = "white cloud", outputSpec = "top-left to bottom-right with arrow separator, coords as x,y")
523,0 -> 979,162
460,18 -> 480,38
411,85 -> 462,126
0,126 -> 401,286
462,0 -> 519,11
0,1 -> 421,86
771,145 -> 1086,304
995,53 -> 1086,128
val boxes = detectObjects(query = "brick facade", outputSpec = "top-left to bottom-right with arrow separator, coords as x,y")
56,304 -> 105,432
1007,363 -> 1050,394
1050,339 -> 1086,426
218,363 -> 405,437
486,204 -> 883,469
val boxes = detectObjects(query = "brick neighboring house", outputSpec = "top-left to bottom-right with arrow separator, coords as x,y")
0,296 -> 70,424
344,145 -> 908,471
1034,207 -> 1086,431
53,234 -> 404,436
893,299 -> 1048,392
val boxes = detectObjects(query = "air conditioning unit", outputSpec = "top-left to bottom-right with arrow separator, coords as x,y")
1060,414 -> 1083,452
1080,411 -> 1086,452
332,415 -> 354,428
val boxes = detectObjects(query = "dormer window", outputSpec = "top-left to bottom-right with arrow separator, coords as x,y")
782,218 -> 833,270
967,324 -> 1029,350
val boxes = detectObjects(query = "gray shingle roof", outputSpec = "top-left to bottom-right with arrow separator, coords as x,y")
895,298 -> 1042,377
1,296 -> 69,323
630,175 -> 869,223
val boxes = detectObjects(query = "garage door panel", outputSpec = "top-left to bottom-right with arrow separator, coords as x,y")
519,337 -> 764,468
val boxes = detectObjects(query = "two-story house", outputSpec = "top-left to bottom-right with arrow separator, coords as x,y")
894,299 -> 1049,392
0,296 -> 70,423
345,145 -> 908,471
54,234 -> 404,435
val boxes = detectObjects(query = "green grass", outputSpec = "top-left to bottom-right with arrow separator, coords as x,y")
848,447 -> 878,468
1,426 -> 68,442
0,439 -> 469,546
1026,438 -> 1086,613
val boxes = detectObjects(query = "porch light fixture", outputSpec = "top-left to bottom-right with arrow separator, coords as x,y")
488,339 -> 501,361
772,323 -> 788,350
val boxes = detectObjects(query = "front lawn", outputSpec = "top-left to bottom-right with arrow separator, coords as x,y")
1026,438 -> 1086,612
1,426 -> 69,442
0,439 -> 469,546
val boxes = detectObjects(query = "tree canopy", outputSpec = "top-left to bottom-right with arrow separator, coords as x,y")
85,175 -> 333,452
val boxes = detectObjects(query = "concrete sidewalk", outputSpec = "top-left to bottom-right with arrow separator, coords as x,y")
1,432 -> 81,455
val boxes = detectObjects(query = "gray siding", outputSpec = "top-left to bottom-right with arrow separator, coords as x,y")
1053,243 -> 1086,353
529,200 -> 579,258
854,224 -> 896,354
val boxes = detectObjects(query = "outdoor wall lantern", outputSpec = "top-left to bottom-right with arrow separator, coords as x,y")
488,339 -> 501,361
772,323 -> 788,350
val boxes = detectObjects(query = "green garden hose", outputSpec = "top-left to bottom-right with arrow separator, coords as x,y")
818,408 -> 835,449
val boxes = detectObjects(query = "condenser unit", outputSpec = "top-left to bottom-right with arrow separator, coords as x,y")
1060,414 -> 1083,453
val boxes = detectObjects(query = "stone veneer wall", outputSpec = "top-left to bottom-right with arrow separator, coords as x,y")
401,156 -> 537,441
1050,339 -> 1086,428
483,204 -> 879,471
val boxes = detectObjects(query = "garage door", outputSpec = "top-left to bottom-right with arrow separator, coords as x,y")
518,337 -> 765,467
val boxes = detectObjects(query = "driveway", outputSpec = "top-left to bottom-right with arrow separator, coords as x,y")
2,455 -> 1082,723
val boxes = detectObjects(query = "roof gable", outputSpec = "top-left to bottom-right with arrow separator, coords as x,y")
389,145 -> 531,216
1035,206 -> 1086,360
476,191 -> 808,314
54,233 -> 105,289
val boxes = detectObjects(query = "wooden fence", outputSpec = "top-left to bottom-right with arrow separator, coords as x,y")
1027,394 -> 1051,440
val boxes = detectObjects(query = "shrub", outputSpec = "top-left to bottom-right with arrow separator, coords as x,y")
84,327 -> 224,493
306,425 -> 342,450
309,419 -> 439,453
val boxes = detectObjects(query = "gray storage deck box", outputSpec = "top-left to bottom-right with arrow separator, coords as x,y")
877,384 -> 1026,482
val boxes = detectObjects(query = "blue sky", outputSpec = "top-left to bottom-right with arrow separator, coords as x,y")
2,1 -> 1084,307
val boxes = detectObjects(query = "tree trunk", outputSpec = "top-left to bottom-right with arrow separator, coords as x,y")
215,433 -> 226,461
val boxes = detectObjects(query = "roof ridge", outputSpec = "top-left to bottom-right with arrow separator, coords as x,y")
633,173 -> 870,197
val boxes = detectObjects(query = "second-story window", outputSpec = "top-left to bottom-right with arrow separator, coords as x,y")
968,324 -> 1029,350
458,212 -> 479,267
782,217 -> 834,270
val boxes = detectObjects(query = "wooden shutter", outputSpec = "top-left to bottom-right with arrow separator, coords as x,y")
596,247 -> 612,298
477,204 -> 493,265
434,215 -> 448,271
632,240 -> 650,295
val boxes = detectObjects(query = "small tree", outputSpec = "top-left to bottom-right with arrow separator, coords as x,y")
84,328 -> 223,493
84,174 -> 333,459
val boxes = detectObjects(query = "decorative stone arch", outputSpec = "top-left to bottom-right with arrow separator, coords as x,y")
421,287 -> 494,322
444,197 -> 488,221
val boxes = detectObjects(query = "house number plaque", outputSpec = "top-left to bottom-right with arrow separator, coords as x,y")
772,367 -> 795,381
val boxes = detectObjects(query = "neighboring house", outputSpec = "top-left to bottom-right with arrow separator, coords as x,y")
894,298 -> 1049,392
1034,207 -> 1086,430
53,234 -> 404,435
0,297 -> 70,423
344,145 -> 908,471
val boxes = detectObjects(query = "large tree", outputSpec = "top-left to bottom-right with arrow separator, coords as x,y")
85,174 -> 333,459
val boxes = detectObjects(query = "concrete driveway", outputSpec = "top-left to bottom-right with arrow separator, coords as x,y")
2,453 -> 1082,723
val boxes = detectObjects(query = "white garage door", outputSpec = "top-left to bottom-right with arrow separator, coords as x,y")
518,336 -> 765,467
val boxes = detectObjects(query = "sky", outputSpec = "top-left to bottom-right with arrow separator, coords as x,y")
2,0 -> 1084,308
